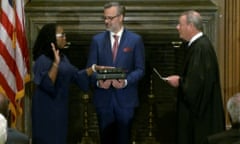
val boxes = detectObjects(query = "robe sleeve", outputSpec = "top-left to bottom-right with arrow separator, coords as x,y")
61,55 -> 90,92
33,55 -> 56,96
71,68 -> 90,92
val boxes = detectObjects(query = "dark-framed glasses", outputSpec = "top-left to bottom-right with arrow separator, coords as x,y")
102,14 -> 120,21
56,32 -> 66,38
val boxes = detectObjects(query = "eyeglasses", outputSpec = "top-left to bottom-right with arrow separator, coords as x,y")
56,33 -> 66,38
102,15 -> 120,21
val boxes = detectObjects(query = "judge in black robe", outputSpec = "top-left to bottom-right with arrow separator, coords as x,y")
166,10 -> 225,144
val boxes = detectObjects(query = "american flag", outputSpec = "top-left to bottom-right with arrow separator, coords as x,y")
0,0 -> 30,127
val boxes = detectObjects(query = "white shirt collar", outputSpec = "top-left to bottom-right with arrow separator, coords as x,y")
188,32 -> 203,47
110,27 -> 124,48
110,27 -> 124,40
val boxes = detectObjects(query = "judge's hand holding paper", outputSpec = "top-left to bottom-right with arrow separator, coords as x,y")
165,75 -> 180,88
153,68 -> 180,88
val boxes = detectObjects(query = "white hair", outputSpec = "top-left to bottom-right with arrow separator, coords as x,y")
227,93 -> 240,123
0,114 -> 7,144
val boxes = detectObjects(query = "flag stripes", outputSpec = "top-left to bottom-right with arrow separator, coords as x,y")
0,0 -> 30,127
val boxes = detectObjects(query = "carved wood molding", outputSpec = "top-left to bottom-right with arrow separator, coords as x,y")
25,1 -> 218,47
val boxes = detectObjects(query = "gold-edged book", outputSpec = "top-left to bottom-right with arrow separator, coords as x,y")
96,68 -> 126,80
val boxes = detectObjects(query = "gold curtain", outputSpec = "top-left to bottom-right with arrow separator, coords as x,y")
224,0 -> 240,126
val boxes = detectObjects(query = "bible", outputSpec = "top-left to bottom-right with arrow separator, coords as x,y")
96,68 -> 126,80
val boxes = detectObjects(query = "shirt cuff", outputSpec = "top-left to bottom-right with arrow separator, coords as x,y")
91,64 -> 96,72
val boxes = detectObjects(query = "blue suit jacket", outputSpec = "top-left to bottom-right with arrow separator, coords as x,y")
87,29 -> 145,108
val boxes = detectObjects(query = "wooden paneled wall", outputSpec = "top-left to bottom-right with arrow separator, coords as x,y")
224,0 -> 240,126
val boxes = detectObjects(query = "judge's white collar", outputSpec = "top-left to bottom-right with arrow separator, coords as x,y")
188,32 -> 203,47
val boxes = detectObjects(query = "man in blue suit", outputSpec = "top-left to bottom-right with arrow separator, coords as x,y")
86,2 -> 145,144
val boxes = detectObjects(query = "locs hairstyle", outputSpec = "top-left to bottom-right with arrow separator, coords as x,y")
32,23 -> 59,61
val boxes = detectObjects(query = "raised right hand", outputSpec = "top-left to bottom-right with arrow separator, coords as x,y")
51,43 -> 60,65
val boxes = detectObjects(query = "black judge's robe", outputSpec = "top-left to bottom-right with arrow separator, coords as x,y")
176,35 -> 225,144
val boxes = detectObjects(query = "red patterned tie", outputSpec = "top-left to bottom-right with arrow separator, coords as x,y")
112,35 -> 119,61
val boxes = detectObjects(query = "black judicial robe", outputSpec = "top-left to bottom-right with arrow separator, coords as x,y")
176,35 -> 225,144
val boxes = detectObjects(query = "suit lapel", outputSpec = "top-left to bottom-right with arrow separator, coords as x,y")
103,31 -> 114,64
